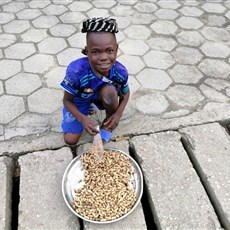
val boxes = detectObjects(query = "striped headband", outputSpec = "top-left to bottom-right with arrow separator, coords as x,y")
81,17 -> 118,33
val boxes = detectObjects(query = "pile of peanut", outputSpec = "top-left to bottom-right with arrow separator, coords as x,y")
73,149 -> 136,221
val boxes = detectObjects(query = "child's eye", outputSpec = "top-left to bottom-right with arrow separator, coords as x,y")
107,49 -> 114,54
92,50 -> 99,55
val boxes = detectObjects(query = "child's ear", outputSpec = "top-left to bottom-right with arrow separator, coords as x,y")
116,44 -> 119,52
81,46 -> 88,55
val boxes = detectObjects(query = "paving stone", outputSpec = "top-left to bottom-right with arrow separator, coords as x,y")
226,88 -> 230,97
0,156 -> 14,230
43,4 -> 68,15
201,27 -> 230,42
207,15 -> 226,27
143,50 -> 175,70
32,15 -> 59,28
157,0 -> 181,9
38,37 -> 67,54
23,54 -> 54,74
4,113 -> 49,140
60,11 -> 85,23
204,78 -> 230,91
169,64 -> 203,84
131,132 -> 221,229
134,91 -> 169,115
180,123 -> 230,228
0,0 -> 11,6
0,81 -> 3,95
0,12 -> 15,24
0,125 -> 3,141
226,10 -> 230,19
154,9 -> 178,20
166,85 -> 204,107
57,48 -> 84,66
119,39 -> 149,55
114,16 -> 131,29
176,31 -> 204,47
87,8 -> 110,18
0,50 -> 2,59
179,6 -> 203,17
0,95 -> 25,124
198,59 -> 230,79
28,88 -> 63,114
28,0 -> 51,9
68,1 -> 93,11
0,60 -> 21,80
163,109 -> 191,119
53,0 -> 73,5
44,66 -> 66,89
18,148 -> 80,229
0,133 -> 65,157
151,20 -> 178,35
172,47 -> 203,65
5,43 -> 36,60
68,33 -> 86,48
92,0 -> 116,8
111,5 -> 135,16
50,24 -> 76,37
16,9 -> 42,20
136,68 -> 172,90
117,55 -> 145,75
147,36 -> 177,51
199,84 -> 229,102
117,0 -> 138,5
201,2 -> 226,13
129,75 -> 141,95
3,20 -> 30,34
21,28 -> 48,43
5,73 -> 42,96
48,110 -> 62,133
134,2 -> 158,12
124,25 -> 151,39
2,1 -> 26,12
176,16 -> 204,29
129,13 -> 156,24
200,41 -> 230,58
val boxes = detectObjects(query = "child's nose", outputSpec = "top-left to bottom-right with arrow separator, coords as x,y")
99,52 -> 108,60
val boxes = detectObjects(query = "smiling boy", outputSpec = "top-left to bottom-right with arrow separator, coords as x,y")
60,18 -> 130,145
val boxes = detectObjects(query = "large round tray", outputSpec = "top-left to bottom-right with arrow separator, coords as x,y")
62,148 -> 143,224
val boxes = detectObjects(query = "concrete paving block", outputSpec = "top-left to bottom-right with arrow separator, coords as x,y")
0,156 -> 14,230
180,123 -> 230,228
131,131 -> 221,229
77,141 -> 147,229
0,132 -> 65,157
18,147 -> 80,229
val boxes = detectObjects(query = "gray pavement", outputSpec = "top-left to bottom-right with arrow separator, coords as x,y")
0,0 -> 230,229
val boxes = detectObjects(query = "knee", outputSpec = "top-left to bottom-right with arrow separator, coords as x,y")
100,86 -> 118,106
63,133 -> 80,146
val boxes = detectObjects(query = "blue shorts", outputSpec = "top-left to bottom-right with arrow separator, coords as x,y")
61,91 -> 105,135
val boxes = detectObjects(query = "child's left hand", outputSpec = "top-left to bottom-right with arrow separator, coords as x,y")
103,113 -> 121,131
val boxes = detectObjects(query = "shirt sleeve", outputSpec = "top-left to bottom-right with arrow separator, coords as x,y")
60,66 -> 79,95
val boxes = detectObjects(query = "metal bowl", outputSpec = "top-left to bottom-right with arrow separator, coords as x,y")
62,148 -> 143,224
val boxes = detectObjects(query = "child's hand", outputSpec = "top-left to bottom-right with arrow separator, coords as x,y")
103,113 -> 121,131
82,117 -> 99,135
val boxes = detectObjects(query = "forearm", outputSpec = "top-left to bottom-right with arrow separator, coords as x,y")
63,100 -> 86,123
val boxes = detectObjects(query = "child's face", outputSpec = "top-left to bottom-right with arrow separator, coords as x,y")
86,32 -> 118,77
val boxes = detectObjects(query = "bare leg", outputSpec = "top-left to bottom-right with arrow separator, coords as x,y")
98,85 -> 119,131
63,132 -> 82,145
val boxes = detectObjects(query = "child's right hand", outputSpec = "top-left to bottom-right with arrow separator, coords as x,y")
81,117 -> 99,135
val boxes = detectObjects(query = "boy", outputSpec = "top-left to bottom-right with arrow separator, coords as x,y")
60,18 -> 130,145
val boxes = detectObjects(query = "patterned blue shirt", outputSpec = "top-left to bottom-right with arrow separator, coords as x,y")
60,57 -> 129,102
